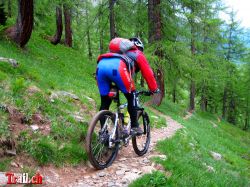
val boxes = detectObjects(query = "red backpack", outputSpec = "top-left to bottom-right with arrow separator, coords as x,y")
109,38 -> 136,54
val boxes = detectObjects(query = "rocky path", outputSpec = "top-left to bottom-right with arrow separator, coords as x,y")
40,108 -> 183,187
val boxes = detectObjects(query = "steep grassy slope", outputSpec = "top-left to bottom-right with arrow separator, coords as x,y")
0,33 -> 98,167
131,100 -> 250,186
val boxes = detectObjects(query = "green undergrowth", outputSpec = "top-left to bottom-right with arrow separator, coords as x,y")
131,101 -> 250,187
0,32 -> 97,166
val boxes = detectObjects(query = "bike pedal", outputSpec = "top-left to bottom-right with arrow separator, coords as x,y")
124,142 -> 129,147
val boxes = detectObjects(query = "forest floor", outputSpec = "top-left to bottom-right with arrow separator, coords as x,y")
40,108 -> 183,187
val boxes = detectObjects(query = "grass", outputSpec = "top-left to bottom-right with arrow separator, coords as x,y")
0,158 -> 11,171
131,100 -> 250,187
0,32 -> 97,166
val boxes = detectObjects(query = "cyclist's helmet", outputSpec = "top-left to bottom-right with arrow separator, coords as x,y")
129,37 -> 144,52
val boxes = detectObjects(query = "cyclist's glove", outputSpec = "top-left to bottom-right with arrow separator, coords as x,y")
152,88 -> 160,94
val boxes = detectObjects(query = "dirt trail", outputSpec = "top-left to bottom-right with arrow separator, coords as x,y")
39,108 -> 183,187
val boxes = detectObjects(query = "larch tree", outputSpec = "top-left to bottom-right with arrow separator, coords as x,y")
181,0 -> 204,112
0,1 -> 7,25
222,10 -> 245,121
8,0 -> 11,17
63,3 -> 72,47
109,0 -> 116,40
50,6 -> 63,45
98,1 -> 104,54
85,0 -> 92,59
148,0 -> 164,106
5,0 -> 34,48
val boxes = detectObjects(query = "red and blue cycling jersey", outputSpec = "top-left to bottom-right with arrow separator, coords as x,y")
96,48 -> 158,96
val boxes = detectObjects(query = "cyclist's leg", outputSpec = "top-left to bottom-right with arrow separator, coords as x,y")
100,95 -> 112,110
96,61 -> 113,127
108,61 -> 141,133
124,92 -> 138,128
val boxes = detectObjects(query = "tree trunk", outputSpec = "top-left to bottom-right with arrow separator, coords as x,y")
148,0 -> 164,105
227,95 -> 236,125
8,0 -> 11,17
86,27 -> 92,59
189,5 -> 196,112
109,0 -> 116,40
99,30 -> 104,54
85,7 -> 92,59
148,0 -> 161,43
0,2 -> 7,25
50,6 -> 63,45
5,0 -> 34,48
244,116 -> 249,130
189,80 -> 195,111
63,4 -> 72,47
243,98 -> 249,130
152,68 -> 164,106
172,82 -> 177,103
222,87 -> 227,119
136,0 -> 143,37
98,4 -> 104,54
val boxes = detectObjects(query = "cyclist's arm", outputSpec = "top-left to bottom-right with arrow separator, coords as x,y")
135,51 -> 158,92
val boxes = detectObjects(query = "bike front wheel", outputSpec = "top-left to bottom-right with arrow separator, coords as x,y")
132,111 -> 151,156
86,110 -> 119,169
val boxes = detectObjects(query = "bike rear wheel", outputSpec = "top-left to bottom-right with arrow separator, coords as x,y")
86,110 -> 119,169
132,111 -> 150,156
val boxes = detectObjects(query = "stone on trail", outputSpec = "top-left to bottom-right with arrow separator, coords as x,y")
122,172 -> 140,183
119,158 -> 127,161
98,171 -> 106,177
108,181 -> 116,187
116,169 -> 126,175
142,158 -> 150,164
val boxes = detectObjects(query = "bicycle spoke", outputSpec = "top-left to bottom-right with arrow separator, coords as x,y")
92,141 -> 101,155
96,143 -> 105,162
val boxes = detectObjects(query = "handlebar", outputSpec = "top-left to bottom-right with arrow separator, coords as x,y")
136,90 -> 153,96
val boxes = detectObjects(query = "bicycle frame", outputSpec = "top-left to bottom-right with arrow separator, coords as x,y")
106,87 -> 152,148
107,89 -> 133,148
86,87 -> 152,169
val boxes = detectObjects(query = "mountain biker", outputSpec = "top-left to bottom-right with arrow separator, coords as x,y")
96,37 -> 159,135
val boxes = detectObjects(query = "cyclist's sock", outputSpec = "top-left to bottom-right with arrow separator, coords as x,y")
124,91 -> 138,128
99,95 -> 112,128
100,95 -> 112,110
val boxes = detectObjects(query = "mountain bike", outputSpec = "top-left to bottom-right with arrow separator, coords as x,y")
86,86 -> 152,170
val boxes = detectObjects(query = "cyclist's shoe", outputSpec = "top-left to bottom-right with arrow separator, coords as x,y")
122,129 -> 129,138
130,127 -> 143,136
